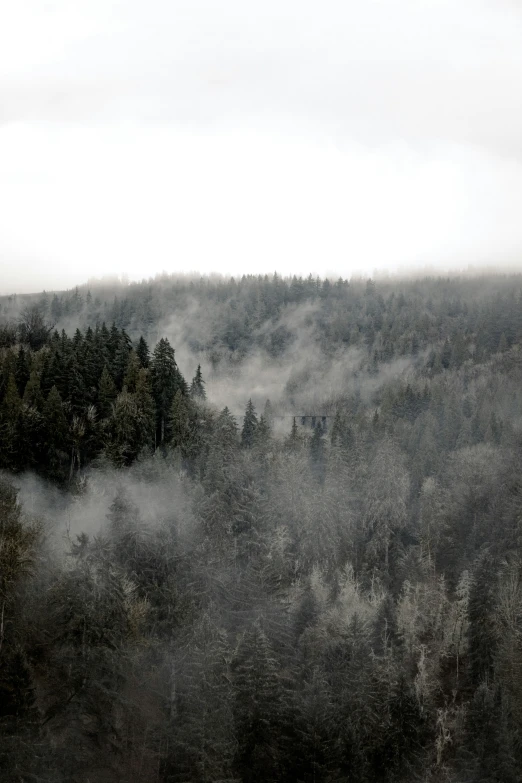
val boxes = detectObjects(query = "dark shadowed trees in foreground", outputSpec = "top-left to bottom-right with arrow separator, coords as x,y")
2,274 -> 522,780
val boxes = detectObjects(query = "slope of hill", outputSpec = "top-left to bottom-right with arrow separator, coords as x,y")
1,273 -> 522,782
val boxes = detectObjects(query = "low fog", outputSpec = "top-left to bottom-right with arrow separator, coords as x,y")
3,271 -> 522,780
159,297 -> 420,416
2,0 -> 522,780
8,458 -> 193,542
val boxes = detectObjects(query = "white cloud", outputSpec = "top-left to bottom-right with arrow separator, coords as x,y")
1,0 -> 521,291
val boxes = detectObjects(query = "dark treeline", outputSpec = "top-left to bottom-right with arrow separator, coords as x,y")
1,272 -> 521,362
2,274 -> 522,781
0,321 -> 208,479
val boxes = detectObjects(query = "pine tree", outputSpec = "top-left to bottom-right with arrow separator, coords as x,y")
150,338 -> 186,446
0,374 -> 25,471
81,329 -> 99,403
97,365 -> 117,419
468,552 -> 499,686
43,386 -> 69,479
254,414 -> 271,451
170,389 -> 193,455
292,667 -> 336,781
0,481 -> 41,776
0,479 -> 41,655
0,349 -> 16,399
15,347 -> 30,396
108,322 -> 120,365
189,364 -> 206,400
286,416 -> 301,452
241,399 -> 258,448
213,406 -> 239,458
22,376 -> 46,469
199,445 -> 233,549
72,327 -> 84,352
232,621 -> 287,782
42,349 -> 67,398
330,410 -> 355,461
136,335 -> 150,368
106,387 -> 147,466
1,373 -> 22,421
263,398 -> 274,427
463,682 -> 518,783
66,357 -> 87,415
106,490 -> 141,569
134,368 -> 156,450
45,535 -> 146,768
92,324 -> 110,382
123,350 -> 140,393
23,370 -> 44,411
112,330 -> 132,389
166,614 -> 235,782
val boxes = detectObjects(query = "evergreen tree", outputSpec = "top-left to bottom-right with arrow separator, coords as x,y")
108,322 -> 120,365
199,444 -> 233,549
112,329 -> 132,389
462,682 -> 518,783
165,615 -> 235,782
134,368 -> 156,449
136,335 -> 150,368
97,365 -> 117,419
254,414 -> 271,451
263,398 -> 274,427
212,406 -> 239,458
106,490 -> 142,569
170,388 -> 194,459
71,327 -> 84,352
15,346 -> 30,396
42,349 -> 67,398
43,385 -> 69,479
189,363 -> 206,400
123,350 -> 141,393
66,357 -> 87,415
91,324 -> 110,382
232,622 -> 287,782
468,552 -> 499,687
150,338 -> 185,446
0,374 -> 25,471
23,370 -> 44,410
105,387 -> 144,466
241,399 -> 258,448
286,416 -> 302,452
0,481 -> 41,777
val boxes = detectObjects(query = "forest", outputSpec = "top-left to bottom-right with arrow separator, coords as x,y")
1,271 -> 522,782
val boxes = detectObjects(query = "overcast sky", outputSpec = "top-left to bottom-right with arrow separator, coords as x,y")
1,0 -> 522,292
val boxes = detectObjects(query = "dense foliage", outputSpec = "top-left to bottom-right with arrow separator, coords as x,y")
2,272 -> 522,781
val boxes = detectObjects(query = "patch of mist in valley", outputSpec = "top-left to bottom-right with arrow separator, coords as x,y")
5,458 -> 195,545
0,281 -> 426,436
160,298 -> 422,421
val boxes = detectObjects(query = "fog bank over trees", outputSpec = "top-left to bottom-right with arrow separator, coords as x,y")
2,272 -> 522,781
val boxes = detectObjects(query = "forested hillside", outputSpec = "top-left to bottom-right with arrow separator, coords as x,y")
2,273 -> 522,782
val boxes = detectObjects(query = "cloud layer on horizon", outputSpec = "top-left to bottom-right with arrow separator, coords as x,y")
1,0 -> 522,291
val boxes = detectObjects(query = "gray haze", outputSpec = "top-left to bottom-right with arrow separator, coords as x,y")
2,0 -> 522,291
158,298 -> 419,418
9,460 -> 194,543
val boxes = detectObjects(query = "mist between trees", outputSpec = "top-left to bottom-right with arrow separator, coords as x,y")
2,272 -> 522,781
